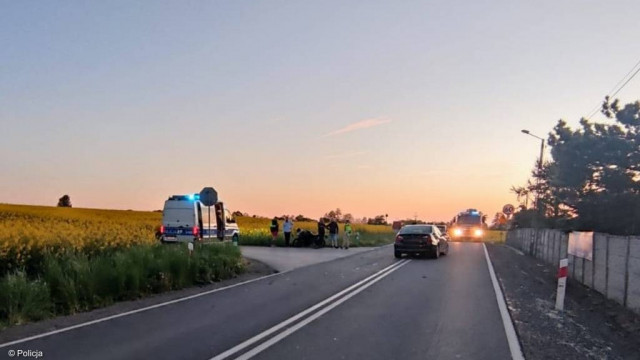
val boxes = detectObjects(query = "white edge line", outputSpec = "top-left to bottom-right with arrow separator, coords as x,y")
0,269 -> 292,349
236,259 -> 411,360
483,243 -> 525,360
210,259 -> 408,360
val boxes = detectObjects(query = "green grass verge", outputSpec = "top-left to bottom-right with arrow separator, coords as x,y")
0,243 -> 244,327
483,230 -> 507,243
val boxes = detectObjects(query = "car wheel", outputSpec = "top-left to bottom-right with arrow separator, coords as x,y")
394,251 -> 402,259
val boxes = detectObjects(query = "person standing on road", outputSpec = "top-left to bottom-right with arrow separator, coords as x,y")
342,220 -> 352,249
283,216 -> 294,247
328,218 -> 339,249
317,218 -> 326,248
270,217 -> 279,247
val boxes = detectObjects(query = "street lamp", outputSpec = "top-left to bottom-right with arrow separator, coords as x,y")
521,130 -> 545,172
521,129 -> 546,211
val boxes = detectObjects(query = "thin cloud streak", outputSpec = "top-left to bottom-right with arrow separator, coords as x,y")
324,151 -> 367,159
325,118 -> 391,136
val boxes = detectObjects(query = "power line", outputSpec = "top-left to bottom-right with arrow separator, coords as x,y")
610,65 -> 640,99
586,57 -> 640,120
607,58 -> 640,96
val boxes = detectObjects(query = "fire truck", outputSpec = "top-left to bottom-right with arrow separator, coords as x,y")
450,209 -> 486,241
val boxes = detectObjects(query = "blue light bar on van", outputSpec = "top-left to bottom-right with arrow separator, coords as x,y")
168,194 -> 200,201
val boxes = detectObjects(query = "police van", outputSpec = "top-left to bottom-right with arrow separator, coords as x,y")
159,194 -> 240,243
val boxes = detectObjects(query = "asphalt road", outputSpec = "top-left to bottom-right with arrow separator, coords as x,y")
0,243 -> 512,360
239,245 -> 376,272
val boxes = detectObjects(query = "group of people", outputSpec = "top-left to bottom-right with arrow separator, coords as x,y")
269,216 -> 353,249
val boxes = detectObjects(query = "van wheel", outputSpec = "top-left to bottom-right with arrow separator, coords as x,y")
394,251 -> 402,259
232,234 -> 239,243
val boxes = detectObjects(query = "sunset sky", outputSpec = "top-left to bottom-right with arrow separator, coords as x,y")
2,1 -> 639,221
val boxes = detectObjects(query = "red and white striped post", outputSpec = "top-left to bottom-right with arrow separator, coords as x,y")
555,258 -> 569,311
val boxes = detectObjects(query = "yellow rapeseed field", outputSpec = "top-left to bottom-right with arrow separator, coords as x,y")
236,216 -> 393,234
0,204 -> 162,270
235,216 -> 396,246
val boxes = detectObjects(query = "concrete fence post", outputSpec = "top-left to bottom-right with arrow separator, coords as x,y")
625,236 -> 631,307
628,237 -> 640,313
556,231 -> 562,267
592,235 -> 597,289
605,235 -> 610,298
529,229 -> 534,255
535,228 -> 541,259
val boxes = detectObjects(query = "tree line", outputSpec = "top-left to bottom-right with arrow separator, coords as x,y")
511,98 -> 640,235
233,208 -> 391,225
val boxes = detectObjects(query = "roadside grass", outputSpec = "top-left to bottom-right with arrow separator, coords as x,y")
484,230 -> 507,243
0,243 -> 244,327
236,217 -> 395,247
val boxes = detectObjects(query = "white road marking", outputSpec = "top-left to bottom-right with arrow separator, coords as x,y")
0,270 -> 291,349
483,243 -> 525,360
233,259 -> 411,360
210,259 -> 410,360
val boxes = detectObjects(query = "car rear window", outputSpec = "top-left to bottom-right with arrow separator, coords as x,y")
398,225 -> 433,235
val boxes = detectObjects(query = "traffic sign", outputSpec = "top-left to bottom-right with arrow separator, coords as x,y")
199,187 -> 218,206
502,204 -> 515,216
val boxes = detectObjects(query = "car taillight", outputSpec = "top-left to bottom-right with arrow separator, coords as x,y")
193,226 -> 199,235
395,235 -> 404,243
160,226 -> 164,234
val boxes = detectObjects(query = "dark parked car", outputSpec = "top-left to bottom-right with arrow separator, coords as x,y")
394,224 -> 449,259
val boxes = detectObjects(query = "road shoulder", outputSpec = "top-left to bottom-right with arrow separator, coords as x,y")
0,258 -> 274,343
486,243 -> 640,360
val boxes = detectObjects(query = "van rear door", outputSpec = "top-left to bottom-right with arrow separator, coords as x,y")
162,200 -> 196,241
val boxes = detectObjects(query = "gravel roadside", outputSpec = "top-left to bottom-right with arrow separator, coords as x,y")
0,257 -> 275,344
486,243 -> 640,360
